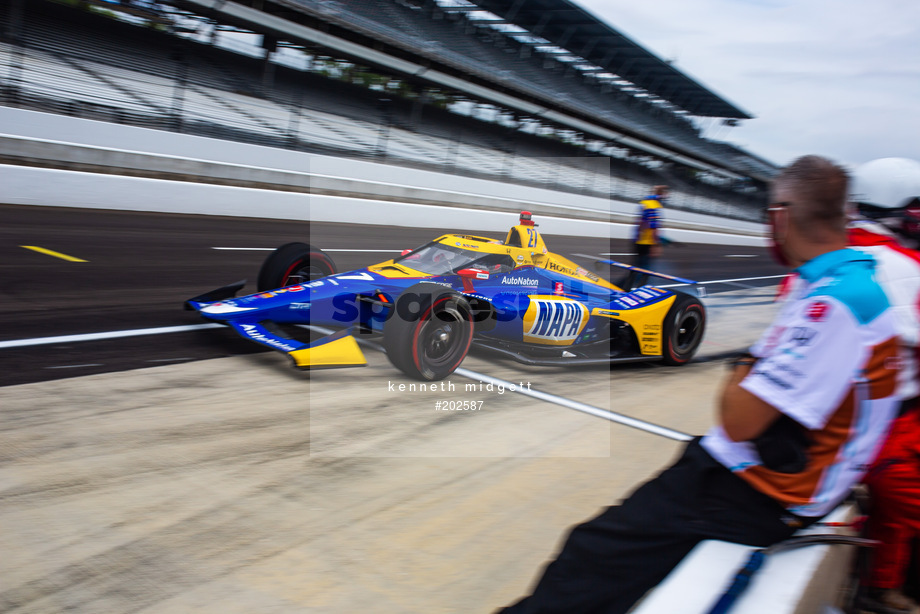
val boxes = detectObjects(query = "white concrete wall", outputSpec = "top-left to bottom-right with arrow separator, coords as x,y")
0,107 -> 768,245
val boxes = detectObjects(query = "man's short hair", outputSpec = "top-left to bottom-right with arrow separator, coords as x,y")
653,185 -> 669,196
775,156 -> 849,235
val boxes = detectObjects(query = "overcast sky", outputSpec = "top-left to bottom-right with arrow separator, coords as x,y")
575,0 -> 920,170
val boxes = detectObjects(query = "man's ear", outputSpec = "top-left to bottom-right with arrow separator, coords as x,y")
773,206 -> 789,245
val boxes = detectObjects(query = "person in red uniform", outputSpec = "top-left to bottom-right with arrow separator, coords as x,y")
848,158 -> 920,614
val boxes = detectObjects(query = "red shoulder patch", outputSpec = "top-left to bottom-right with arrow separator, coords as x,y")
806,300 -> 831,322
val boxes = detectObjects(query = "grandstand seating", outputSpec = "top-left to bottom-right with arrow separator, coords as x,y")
305,0 -> 730,167
0,0 -> 768,221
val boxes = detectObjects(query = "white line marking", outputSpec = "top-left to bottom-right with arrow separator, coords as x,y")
325,249 -> 404,253
147,357 -> 194,363
453,368 -> 693,442
212,247 -> 403,253
574,253 -> 628,261
45,364 -> 104,369
302,324 -> 691,442
725,254 -> 758,258
0,324 -> 224,349
657,274 -> 786,288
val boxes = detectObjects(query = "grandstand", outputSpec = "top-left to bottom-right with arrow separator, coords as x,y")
0,0 -> 776,221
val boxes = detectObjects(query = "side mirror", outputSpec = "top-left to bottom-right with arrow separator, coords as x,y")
457,268 -> 490,280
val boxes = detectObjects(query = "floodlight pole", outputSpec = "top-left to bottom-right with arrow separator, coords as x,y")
2,0 -> 24,107
2,0 -> 23,43
169,48 -> 188,132
375,97 -> 392,158
260,34 -> 277,95
286,92 -> 303,149
446,130 -> 461,168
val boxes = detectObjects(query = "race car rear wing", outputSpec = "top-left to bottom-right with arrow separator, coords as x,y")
597,260 -> 699,293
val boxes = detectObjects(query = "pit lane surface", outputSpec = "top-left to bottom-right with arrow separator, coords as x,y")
0,204 -> 783,387
1,203 -> 785,613
0,284 -> 780,613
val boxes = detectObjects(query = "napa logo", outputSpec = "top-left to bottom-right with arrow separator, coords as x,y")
523,297 -> 589,346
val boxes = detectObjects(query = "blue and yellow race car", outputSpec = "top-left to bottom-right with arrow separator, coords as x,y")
186,212 -> 705,381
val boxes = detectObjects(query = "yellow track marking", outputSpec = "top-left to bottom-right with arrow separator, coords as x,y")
21,246 -> 88,262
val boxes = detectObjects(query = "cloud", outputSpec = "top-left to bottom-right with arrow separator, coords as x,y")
576,0 -> 920,168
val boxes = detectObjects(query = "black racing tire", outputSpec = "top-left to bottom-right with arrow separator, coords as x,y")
384,282 -> 474,381
661,292 -> 706,366
257,242 -> 337,291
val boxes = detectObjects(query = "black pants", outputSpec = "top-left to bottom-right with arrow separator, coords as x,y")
633,244 -> 653,270
627,244 -> 653,289
501,439 -> 814,614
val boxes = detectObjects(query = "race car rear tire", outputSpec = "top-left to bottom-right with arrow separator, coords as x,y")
257,242 -> 337,291
662,292 -> 705,366
384,283 -> 474,381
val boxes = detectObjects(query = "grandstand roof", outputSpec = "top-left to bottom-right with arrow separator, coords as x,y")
466,0 -> 751,119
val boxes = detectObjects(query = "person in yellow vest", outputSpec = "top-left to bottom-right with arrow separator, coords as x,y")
630,184 -> 668,287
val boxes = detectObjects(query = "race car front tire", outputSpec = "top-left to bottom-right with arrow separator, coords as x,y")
384,283 -> 474,381
662,292 -> 705,366
257,242 -> 337,291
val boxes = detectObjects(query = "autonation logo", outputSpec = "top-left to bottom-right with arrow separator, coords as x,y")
501,276 -> 539,286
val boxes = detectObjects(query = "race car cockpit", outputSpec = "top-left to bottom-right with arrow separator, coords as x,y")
504,210 -> 547,254
393,242 -> 516,276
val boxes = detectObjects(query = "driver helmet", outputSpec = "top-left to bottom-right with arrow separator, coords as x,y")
432,249 -> 456,265
851,157 -> 920,240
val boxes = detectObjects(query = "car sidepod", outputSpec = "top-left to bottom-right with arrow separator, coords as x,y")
596,288 -> 678,357
595,288 -> 705,362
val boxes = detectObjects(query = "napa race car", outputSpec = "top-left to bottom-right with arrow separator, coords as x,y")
185,212 -> 706,381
